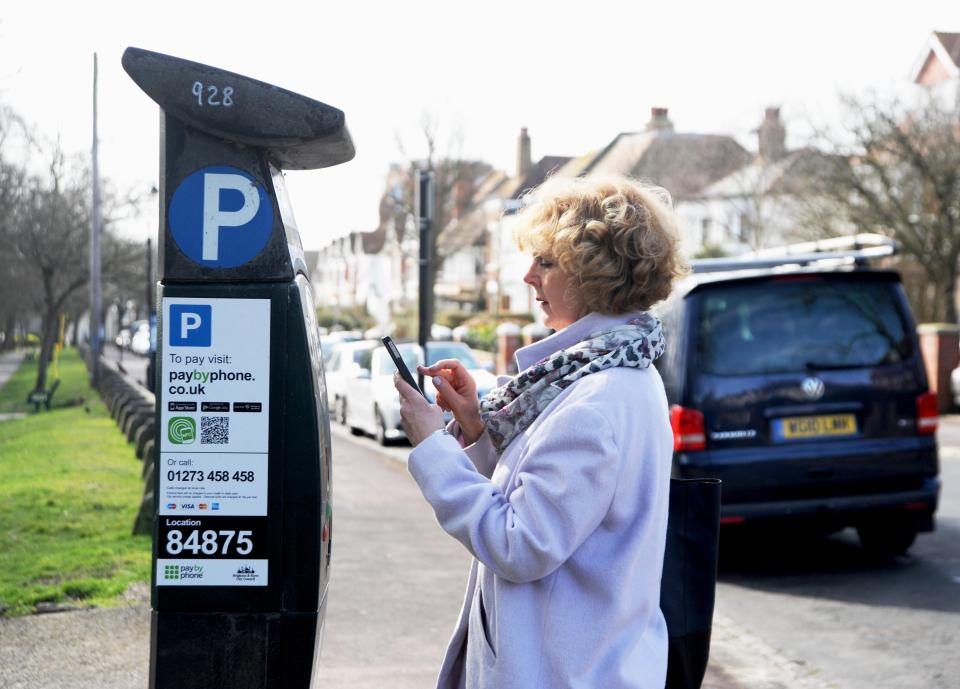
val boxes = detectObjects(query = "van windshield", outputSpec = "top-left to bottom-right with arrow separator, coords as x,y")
696,278 -> 913,376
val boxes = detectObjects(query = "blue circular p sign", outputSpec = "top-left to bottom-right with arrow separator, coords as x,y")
168,166 -> 273,268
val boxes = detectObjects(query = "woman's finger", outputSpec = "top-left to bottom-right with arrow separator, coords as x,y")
434,391 -> 452,412
394,372 -> 424,404
432,375 -> 473,412
418,359 -> 465,376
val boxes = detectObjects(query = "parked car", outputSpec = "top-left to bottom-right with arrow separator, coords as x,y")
656,254 -> 939,556
340,340 -> 498,445
320,330 -> 363,361
130,321 -> 152,355
324,340 -> 378,423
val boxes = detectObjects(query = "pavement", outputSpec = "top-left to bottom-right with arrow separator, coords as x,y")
0,349 -> 27,421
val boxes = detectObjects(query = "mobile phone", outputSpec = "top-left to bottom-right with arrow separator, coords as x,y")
381,336 -> 426,398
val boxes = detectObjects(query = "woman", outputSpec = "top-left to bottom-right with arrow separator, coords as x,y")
394,175 -> 687,689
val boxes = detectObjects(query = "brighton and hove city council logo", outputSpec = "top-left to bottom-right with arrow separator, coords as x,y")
168,417 -> 197,444
233,565 -> 259,583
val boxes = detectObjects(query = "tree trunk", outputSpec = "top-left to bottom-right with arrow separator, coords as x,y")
33,310 -> 58,393
1,316 -> 15,351
944,260 -> 959,325
70,311 -> 81,347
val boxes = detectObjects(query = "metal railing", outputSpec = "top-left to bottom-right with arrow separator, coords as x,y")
691,233 -> 897,274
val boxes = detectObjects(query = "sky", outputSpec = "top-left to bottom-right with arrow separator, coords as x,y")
0,0 -> 956,250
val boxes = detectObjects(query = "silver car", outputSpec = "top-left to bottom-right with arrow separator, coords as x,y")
341,340 -> 498,445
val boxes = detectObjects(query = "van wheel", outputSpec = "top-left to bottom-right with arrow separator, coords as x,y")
857,521 -> 917,557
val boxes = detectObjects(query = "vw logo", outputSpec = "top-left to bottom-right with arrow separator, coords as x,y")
802,377 -> 825,400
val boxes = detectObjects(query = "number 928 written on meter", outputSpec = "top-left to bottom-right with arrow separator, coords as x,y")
167,470 -> 255,482
165,529 -> 253,556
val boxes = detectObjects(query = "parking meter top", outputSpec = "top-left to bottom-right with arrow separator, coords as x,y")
123,46 -> 354,283
121,47 -> 355,170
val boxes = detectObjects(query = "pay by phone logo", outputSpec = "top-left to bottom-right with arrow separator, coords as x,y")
170,304 -> 211,346
167,166 -> 272,268
168,417 -> 197,444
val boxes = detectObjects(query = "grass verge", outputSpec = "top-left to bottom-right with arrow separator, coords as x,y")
0,348 -> 91,413
0,348 -> 151,616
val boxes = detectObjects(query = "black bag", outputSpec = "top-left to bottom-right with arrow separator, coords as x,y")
659,478 -> 722,689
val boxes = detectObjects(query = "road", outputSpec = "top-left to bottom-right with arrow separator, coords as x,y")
101,346 -> 149,389
708,418 -> 960,689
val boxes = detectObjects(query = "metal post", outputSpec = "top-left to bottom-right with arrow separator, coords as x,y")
146,237 -> 153,317
415,169 -> 433,391
90,52 -> 102,386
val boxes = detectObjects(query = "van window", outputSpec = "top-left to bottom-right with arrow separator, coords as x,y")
696,279 -> 912,376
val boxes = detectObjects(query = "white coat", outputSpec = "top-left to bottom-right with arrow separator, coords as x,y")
407,312 -> 673,689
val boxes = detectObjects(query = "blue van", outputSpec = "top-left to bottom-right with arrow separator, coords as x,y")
656,246 -> 940,557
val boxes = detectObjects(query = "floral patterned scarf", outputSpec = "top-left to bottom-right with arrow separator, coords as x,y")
479,313 -> 665,454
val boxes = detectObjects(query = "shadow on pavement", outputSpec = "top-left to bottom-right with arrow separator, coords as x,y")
717,520 -> 960,614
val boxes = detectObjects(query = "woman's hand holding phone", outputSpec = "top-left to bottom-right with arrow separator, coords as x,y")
418,359 -> 486,446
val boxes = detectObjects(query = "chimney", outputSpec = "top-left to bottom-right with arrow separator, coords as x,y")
758,107 -> 786,161
646,107 -> 674,133
516,127 -> 532,178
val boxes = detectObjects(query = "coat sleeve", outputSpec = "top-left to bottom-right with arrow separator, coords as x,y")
408,402 -> 620,583
445,418 -> 498,479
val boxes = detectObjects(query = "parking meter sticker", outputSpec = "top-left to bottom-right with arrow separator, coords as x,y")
168,166 -> 272,268
157,558 -> 268,587
161,298 -> 269,454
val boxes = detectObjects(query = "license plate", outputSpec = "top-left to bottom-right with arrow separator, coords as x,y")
774,414 -> 858,440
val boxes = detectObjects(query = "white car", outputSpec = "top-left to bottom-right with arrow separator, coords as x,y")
320,330 -> 363,361
130,322 -> 152,355
341,340 -> 498,445
324,340 -> 378,423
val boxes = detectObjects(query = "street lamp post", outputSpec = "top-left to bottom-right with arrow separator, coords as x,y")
415,169 -> 434,391
89,52 -> 103,386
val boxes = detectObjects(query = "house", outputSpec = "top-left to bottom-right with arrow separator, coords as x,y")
910,31 -> 960,109
486,109 -> 752,305
579,108 -> 751,203
677,108 -> 847,254
435,128 -> 571,316
311,178 -> 404,330
433,168 -> 511,314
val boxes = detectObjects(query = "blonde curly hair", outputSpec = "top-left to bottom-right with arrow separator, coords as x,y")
513,175 -> 688,314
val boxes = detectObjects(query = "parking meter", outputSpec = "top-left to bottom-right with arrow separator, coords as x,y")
122,47 -> 352,689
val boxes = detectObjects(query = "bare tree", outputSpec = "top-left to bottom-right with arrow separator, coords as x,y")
384,115 -> 491,329
0,106 -> 34,349
801,93 -> 960,322
2,133 -> 142,392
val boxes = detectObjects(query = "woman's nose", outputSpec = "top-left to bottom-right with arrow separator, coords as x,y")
523,261 -> 538,286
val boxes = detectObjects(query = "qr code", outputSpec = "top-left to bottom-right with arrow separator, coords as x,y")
200,416 -> 229,444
